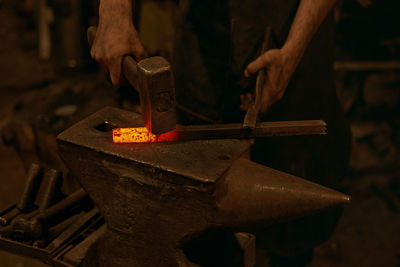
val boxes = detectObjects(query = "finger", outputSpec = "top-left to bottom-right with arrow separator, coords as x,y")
240,94 -> 248,111
133,44 -> 147,61
90,47 -> 104,66
244,53 -> 272,78
240,93 -> 251,111
108,56 -> 123,86
90,46 -> 96,60
130,30 -> 147,61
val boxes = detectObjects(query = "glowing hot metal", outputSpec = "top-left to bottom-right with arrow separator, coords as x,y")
113,127 -> 176,143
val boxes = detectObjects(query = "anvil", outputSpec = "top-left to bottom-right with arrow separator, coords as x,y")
57,107 -> 350,266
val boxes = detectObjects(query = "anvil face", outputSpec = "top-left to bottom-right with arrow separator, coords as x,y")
57,107 -> 250,184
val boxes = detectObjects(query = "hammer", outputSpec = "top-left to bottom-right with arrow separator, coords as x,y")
87,26 -> 176,135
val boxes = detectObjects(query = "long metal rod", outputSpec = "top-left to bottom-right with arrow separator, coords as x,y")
174,120 -> 327,141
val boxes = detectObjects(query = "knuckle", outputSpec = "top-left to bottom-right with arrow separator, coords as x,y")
104,54 -> 117,63
262,54 -> 270,65
90,48 -> 98,60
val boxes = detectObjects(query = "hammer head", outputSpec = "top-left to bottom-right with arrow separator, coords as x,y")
87,27 -> 176,134
137,57 -> 176,135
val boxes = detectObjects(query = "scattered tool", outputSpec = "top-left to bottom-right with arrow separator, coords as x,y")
38,169 -> 62,213
32,212 -> 82,248
11,189 -> 88,241
0,164 -> 42,226
87,26 -> 176,135
46,208 -> 100,252
0,166 -> 100,266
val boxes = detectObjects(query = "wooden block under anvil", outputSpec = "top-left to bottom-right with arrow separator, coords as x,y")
57,107 -> 350,267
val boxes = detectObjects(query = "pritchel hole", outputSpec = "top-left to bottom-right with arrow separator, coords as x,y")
94,121 -> 117,132
218,155 -> 231,161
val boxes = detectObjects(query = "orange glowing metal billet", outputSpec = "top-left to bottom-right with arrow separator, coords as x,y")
112,127 -> 176,143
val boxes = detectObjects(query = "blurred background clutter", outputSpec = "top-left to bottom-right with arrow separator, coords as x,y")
0,0 -> 399,266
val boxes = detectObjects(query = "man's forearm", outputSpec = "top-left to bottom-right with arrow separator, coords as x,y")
282,0 -> 337,65
99,0 -> 134,24
93,0 -> 145,85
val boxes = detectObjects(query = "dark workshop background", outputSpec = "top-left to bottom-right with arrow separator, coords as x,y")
0,0 -> 399,266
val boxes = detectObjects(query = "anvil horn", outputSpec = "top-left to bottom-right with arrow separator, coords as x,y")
216,157 -> 350,226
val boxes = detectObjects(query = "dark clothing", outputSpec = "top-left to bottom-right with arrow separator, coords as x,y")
174,0 -> 351,256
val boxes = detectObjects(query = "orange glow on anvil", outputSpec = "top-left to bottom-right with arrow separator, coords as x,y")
112,127 -> 176,143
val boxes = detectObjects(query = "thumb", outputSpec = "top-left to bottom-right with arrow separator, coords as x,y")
244,52 -> 272,78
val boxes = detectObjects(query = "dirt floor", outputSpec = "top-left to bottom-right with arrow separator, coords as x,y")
313,172 -> 400,266
0,1 -> 399,266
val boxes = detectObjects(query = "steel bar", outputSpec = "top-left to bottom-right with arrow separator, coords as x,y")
176,120 -> 327,140
113,120 -> 327,143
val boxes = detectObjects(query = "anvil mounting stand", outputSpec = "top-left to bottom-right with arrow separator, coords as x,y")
56,107 -> 350,267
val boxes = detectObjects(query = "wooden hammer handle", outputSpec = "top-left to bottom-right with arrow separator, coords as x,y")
87,26 -> 141,93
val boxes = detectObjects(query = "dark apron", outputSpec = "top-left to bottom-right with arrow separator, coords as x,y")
174,0 -> 351,256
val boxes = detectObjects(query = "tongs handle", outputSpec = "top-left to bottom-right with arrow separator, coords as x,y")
242,27 -> 272,129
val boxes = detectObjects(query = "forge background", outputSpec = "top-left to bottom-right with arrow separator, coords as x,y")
0,0 -> 399,266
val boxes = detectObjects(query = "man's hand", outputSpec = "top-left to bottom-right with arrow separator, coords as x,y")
241,0 -> 337,114
242,49 -> 296,113
91,0 -> 145,85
